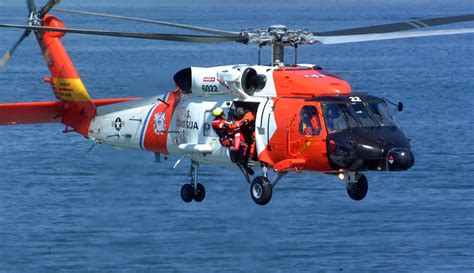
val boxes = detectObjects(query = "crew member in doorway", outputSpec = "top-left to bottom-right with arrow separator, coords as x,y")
211,107 -> 254,175
235,106 -> 256,161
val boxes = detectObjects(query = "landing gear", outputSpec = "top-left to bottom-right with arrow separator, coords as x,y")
346,173 -> 368,201
247,164 -> 287,205
250,176 -> 273,205
180,161 -> 206,203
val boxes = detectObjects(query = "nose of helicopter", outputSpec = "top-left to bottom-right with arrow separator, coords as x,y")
386,147 -> 415,171
327,127 -> 415,171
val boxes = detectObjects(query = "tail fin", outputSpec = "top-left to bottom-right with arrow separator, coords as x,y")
34,14 -> 95,136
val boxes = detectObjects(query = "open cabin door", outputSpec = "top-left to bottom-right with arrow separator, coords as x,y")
255,99 -> 276,160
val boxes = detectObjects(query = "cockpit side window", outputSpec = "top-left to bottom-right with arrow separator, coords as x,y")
299,106 -> 322,136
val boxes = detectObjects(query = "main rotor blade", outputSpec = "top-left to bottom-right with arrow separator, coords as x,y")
27,0 -> 36,13
311,28 -> 474,45
315,14 -> 474,36
0,24 -> 248,43
53,8 -> 240,36
0,29 -> 31,69
40,0 -> 60,15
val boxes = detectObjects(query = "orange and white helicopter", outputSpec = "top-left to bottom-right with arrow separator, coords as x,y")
1,1 -> 473,205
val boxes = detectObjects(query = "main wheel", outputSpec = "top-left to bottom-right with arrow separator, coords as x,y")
250,176 -> 272,205
346,174 -> 368,201
180,184 -> 194,203
193,183 -> 206,202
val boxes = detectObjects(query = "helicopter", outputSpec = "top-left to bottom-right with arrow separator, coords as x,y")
0,0 -> 473,205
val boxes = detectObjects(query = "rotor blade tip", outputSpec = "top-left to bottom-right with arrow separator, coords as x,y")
1,52 -> 11,68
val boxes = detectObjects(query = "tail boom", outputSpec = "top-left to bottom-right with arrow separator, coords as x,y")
32,14 -> 95,135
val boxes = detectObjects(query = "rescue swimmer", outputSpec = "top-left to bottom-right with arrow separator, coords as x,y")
211,107 -> 255,175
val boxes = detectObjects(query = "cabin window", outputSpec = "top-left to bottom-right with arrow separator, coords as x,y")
299,106 -> 322,136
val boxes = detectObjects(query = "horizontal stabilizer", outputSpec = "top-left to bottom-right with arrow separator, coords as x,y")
0,98 -> 139,126
0,101 -> 63,125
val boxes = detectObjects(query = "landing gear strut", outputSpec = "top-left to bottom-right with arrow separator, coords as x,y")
346,172 -> 368,201
180,161 -> 206,203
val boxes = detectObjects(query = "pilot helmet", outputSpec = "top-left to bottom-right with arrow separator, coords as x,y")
327,105 -> 340,118
302,109 -> 309,120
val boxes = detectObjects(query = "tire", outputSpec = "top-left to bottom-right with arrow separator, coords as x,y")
193,183 -> 206,202
250,176 -> 272,205
347,174 -> 368,201
181,184 -> 194,203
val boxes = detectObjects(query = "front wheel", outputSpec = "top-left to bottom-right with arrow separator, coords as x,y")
346,174 -> 368,201
250,176 -> 272,205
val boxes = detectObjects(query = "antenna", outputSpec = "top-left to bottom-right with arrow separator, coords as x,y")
258,45 -> 262,65
294,44 -> 298,65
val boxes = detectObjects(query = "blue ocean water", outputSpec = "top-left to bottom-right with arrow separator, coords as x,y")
0,0 -> 473,272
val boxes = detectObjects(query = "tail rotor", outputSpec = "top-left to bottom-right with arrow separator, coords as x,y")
1,0 -> 60,69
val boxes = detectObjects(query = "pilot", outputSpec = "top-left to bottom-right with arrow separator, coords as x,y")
325,104 -> 343,133
300,107 -> 321,135
309,108 -> 321,134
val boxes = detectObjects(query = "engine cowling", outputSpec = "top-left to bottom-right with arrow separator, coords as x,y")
173,66 -> 267,97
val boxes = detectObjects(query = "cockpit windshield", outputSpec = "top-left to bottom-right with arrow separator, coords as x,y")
323,100 -> 396,133
367,102 -> 396,127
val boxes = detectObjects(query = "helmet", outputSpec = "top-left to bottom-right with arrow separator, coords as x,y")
302,111 -> 309,120
235,107 -> 245,119
327,105 -> 340,118
212,107 -> 224,117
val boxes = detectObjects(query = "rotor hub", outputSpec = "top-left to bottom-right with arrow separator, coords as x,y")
28,10 -> 43,27
241,26 -> 317,65
241,26 -> 316,47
